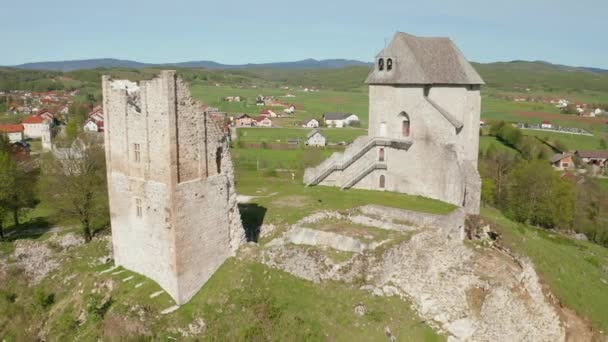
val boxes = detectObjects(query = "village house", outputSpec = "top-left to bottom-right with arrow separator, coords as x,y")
22,114 -> 52,139
235,114 -> 254,127
575,150 -> 608,173
550,153 -> 575,170
83,106 -> 105,132
305,129 -> 326,147
541,120 -> 552,129
224,96 -> 241,102
302,118 -> 319,128
0,124 -> 24,143
305,32 -> 484,214
260,109 -> 277,118
323,112 -> 359,128
254,116 -> 272,127
10,141 -> 30,160
284,104 -> 296,114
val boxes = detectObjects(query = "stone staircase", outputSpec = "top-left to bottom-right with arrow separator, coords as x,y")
304,136 -> 412,187
340,154 -> 387,190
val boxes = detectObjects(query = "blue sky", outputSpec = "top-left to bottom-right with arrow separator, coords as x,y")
2,0 -> 607,68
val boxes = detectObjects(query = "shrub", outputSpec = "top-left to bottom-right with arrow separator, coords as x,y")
35,289 -> 55,309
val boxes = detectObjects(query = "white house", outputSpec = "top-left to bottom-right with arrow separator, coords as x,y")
305,130 -> 326,147
594,108 -> 603,116
284,104 -> 296,114
22,115 -> 52,139
255,116 -> 272,127
541,120 -> 552,129
260,109 -> 277,118
0,124 -> 24,143
323,112 -> 359,128
302,118 -> 319,128
84,119 -> 103,132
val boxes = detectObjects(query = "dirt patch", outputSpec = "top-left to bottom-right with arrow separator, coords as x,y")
515,111 -> 608,124
466,286 -> 489,318
271,195 -> 311,208
103,312 -> 151,339
310,218 -> 394,243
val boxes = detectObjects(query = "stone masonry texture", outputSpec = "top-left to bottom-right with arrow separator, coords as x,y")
102,71 -> 245,305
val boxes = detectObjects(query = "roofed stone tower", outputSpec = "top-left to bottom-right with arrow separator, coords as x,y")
102,71 -> 245,304
305,32 -> 484,214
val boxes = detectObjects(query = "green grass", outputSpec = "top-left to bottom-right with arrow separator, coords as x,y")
481,208 -> 608,333
237,127 -> 366,144
235,173 -> 455,227
520,129 -> 606,151
0,229 -> 442,341
191,84 -> 370,127
479,136 -> 519,155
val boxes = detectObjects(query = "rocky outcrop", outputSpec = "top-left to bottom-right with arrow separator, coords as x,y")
259,206 -> 569,341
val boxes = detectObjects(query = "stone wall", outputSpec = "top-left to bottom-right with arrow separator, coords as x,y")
103,71 -> 244,305
305,84 -> 481,214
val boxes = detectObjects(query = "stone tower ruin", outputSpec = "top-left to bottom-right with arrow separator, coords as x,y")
102,71 -> 245,305
304,32 -> 484,214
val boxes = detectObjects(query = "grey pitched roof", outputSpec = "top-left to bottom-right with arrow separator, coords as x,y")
550,153 -> 572,163
323,112 -> 352,120
307,129 -> 323,139
365,32 -> 484,85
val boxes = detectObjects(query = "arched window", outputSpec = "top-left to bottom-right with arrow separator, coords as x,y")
378,58 -> 384,71
387,58 -> 393,71
379,148 -> 385,162
399,111 -> 410,137
379,175 -> 386,189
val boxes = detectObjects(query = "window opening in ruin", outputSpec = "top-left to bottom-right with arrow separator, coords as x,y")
136,198 -> 143,217
133,143 -> 141,162
387,58 -> 393,71
399,112 -> 410,137
378,58 -> 384,71
216,147 -> 223,174
379,148 -> 385,162
379,175 -> 386,188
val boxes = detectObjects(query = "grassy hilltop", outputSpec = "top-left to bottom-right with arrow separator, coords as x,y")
1,60 -> 608,339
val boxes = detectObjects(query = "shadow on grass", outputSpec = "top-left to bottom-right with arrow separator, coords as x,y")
238,203 -> 267,242
3,216 -> 53,241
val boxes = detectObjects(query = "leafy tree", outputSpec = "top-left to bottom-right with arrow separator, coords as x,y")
64,119 -> 81,142
39,143 -> 108,242
479,146 -> 517,209
0,151 -> 36,226
480,178 -> 496,205
600,138 -> 607,150
507,160 -> 575,228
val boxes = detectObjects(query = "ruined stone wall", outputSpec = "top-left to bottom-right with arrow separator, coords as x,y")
103,71 -> 244,305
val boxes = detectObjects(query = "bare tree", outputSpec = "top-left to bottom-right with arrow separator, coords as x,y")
39,142 -> 108,242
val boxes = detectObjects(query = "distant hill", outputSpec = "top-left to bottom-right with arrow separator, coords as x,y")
10,58 -> 371,72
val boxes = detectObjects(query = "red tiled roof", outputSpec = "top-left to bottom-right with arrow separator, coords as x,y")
542,120 -> 550,124
256,116 -> 270,122
22,115 -> 45,124
261,109 -> 271,114
0,124 -> 24,133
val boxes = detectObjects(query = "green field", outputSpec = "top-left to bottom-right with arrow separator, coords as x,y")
479,136 -> 519,155
191,84 -> 369,127
521,129 -> 606,151
236,127 -> 366,144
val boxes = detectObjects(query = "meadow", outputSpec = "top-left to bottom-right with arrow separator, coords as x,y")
191,84 -> 369,127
